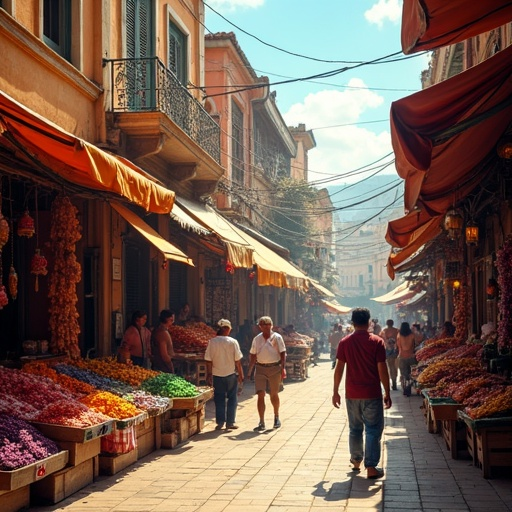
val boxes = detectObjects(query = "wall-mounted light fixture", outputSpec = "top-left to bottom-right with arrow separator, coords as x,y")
465,221 -> 479,246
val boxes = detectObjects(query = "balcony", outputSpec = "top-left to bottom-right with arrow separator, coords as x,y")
106,57 -> 223,191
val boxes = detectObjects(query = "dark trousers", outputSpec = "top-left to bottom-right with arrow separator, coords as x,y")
213,373 -> 238,426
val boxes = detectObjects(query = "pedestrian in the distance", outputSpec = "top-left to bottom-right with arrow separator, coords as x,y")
332,308 -> 392,479
204,319 -> 244,431
380,319 -> 399,390
247,316 -> 286,431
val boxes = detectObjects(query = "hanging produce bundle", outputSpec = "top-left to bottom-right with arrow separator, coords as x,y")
0,413 -> 60,470
48,195 -> 82,358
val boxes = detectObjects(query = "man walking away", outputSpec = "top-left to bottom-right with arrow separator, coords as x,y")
204,319 -> 244,430
332,308 -> 392,479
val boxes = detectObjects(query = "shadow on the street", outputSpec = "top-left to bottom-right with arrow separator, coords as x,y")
312,479 -> 352,501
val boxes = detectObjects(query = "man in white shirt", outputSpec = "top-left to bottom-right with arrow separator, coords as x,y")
247,316 -> 287,431
204,319 -> 244,430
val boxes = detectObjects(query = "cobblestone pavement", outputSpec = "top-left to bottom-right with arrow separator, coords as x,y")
31,354 -> 512,512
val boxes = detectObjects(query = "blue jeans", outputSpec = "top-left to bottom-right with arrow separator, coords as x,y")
213,374 -> 238,426
345,398 -> 384,468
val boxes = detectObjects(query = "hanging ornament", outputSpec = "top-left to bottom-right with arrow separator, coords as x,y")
248,270 -> 256,281
0,212 -> 8,250
225,261 -> 235,274
17,210 -> 35,237
31,248 -> 48,292
8,266 -> 18,300
0,285 -> 7,309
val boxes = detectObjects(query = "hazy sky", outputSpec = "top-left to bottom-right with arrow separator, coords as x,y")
204,0 -> 429,186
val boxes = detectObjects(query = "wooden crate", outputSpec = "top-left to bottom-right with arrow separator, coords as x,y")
171,387 -> 213,410
431,403 -> 461,422
161,432 -> 179,449
31,420 -> 113,443
58,438 -> 101,467
0,451 -> 68,491
422,398 -> 437,434
0,486 -> 30,512
441,420 -> 467,460
137,430 -> 156,460
98,448 -> 138,476
31,457 -> 94,504
475,428 -> 512,478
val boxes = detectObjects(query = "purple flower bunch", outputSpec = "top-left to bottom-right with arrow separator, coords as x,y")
0,413 -> 59,470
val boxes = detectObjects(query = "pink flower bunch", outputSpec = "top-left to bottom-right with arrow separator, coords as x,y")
0,413 -> 59,470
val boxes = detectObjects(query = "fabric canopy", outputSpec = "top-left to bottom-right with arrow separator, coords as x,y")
111,202 -> 194,266
309,279 -> 336,298
387,43 -> 512,278
399,290 -> 427,307
320,300 -> 352,315
401,0 -> 512,54
176,197 -> 310,290
0,91 -> 175,214
371,281 -> 419,305
170,203 -> 211,236
176,197 -> 254,269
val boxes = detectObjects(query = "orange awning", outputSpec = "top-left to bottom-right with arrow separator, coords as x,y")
320,300 -> 352,315
386,44 -> 512,278
0,91 -> 175,214
371,282 -> 418,305
111,202 -> 194,266
402,0 -> 512,54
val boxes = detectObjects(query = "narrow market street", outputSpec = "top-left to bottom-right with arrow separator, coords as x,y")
31,354 -> 512,512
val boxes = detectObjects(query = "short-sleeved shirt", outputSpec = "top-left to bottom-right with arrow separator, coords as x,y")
204,336 -> 243,377
336,330 -> 386,400
249,332 -> 286,364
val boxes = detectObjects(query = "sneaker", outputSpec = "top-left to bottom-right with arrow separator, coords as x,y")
254,422 -> 265,432
273,417 -> 281,429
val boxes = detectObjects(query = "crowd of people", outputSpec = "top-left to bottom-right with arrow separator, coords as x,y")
118,304 -> 457,481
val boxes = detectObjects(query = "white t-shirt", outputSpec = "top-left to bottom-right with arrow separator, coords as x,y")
249,332 -> 286,364
204,336 -> 243,377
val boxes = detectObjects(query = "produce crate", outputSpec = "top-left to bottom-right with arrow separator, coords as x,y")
161,407 -> 204,445
441,420 -> 468,460
459,411 -> 512,478
31,420 -> 114,443
115,412 -> 147,430
161,432 -> 179,449
0,486 -> 30,512
98,447 -> 138,476
31,456 -> 94,504
421,396 -> 437,434
136,416 -> 157,459
170,387 -> 213,410
58,438 -> 101,467
430,402 -> 462,422
285,357 -> 308,380
0,451 -> 69,491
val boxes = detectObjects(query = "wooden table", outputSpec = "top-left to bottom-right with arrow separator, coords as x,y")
173,353 -> 209,385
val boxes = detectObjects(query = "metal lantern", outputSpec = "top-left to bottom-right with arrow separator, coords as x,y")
444,209 -> 463,239
465,222 -> 479,246
17,210 -> 35,237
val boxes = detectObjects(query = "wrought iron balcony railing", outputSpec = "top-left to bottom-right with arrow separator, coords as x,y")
107,57 -> 220,163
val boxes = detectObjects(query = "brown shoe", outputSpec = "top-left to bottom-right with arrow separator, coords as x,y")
366,467 -> 384,479
226,424 -> 239,430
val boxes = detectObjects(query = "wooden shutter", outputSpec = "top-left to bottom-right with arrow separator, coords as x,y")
126,0 -> 152,58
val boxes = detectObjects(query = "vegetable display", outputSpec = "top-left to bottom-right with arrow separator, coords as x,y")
141,373 -> 198,398
168,323 -> 216,353
80,391 -> 142,420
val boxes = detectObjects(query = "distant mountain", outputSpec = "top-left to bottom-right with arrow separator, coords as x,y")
325,174 -> 404,224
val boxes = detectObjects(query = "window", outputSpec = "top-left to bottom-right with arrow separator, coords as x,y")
126,0 -> 153,59
43,0 -> 71,60
168,19 -> 187,85
231,101 -> 245,186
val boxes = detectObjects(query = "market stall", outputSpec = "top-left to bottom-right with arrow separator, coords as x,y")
276,326 -> 314,380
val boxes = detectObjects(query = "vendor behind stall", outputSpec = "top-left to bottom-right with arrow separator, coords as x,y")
151,310 -> 176,373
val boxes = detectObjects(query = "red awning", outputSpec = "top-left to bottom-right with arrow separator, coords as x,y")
0,91 -> 175,214
386,44 -> 512,278
401,0 -> 512,54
